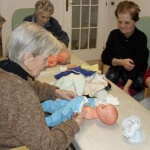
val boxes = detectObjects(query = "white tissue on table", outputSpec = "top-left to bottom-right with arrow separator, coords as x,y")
122,116 -> 145,144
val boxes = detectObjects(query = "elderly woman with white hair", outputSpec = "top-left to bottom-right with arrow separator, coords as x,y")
0,22 -> 85,150
23,0 -> 69,50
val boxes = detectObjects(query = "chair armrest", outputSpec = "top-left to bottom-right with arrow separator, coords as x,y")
144,87 -> 150,99
99,59 -> 103,73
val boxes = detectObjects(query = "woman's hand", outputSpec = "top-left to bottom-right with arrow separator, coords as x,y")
72,111 -> 86,126
122,59 -> 135,71
55,89 -> 77,100
112,58 -> 135,71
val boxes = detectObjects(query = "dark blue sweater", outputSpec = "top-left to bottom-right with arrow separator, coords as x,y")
24,14 -> 69,47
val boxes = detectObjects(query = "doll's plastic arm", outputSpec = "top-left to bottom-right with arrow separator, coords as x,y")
67,64 -> 78,70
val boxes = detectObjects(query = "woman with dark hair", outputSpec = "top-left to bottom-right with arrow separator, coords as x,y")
101,1 -> 149,96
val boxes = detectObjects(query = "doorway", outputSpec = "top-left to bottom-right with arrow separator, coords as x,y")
63,0 -> 107,61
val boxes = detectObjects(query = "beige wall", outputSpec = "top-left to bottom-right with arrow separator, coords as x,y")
132,0 -> 150,17
105,0 -> 120,43
1,0 -> 150,57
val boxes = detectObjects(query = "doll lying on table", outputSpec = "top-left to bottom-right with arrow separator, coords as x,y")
41,96 -> 118,127
48,51 -> 71,67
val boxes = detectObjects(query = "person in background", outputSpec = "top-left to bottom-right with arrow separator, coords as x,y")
0,22 -> 86,150
101,0 -> 149,96
23,0 -> 69,51
143,67 -> 150,89
0,15 -> 6,47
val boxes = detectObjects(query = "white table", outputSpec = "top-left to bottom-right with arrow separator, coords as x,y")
37,52 -> 150,150
73,81 -> 150,150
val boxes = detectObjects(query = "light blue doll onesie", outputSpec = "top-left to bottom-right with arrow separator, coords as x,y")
41,96 -> 95,127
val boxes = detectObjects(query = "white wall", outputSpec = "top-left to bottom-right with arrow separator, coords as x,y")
105,0 -> 120,42
132,0 -> 150,17
0,1 -> 1,14
1,0 -> 61,56
1,0 -> 150,57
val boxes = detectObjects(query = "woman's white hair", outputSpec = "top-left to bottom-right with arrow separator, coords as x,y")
35,0 -> 54,15
7,22 -> 62,65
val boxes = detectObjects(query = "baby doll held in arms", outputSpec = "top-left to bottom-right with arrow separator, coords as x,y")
48,51 -> 71,67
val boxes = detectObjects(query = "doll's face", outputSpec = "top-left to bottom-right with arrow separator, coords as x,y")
57,51 -> 69,64
96,104 -> 118,125
48,55 -> 58,67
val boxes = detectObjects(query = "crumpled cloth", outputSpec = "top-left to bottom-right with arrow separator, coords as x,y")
94,90 -> 119,106
81,64 -> 101,74
83,73 -> 107,97
122,116 -> 145,143
55,66 -> 96,80
41,96 -> 89,127
53,73 -> 85,96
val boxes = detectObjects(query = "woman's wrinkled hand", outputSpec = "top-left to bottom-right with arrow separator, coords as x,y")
122,59 -> 135,71
55,89 -> 77,100
72,111 -> 86,126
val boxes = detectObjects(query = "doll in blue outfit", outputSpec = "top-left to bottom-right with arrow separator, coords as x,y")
41,96 -> 118,127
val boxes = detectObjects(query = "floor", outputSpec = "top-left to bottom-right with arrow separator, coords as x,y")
140,96 -> 150,110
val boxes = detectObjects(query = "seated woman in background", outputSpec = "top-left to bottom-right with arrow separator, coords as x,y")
143,67 -> 150,89
23,0 -> 69,51
101,1 -> 149,96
